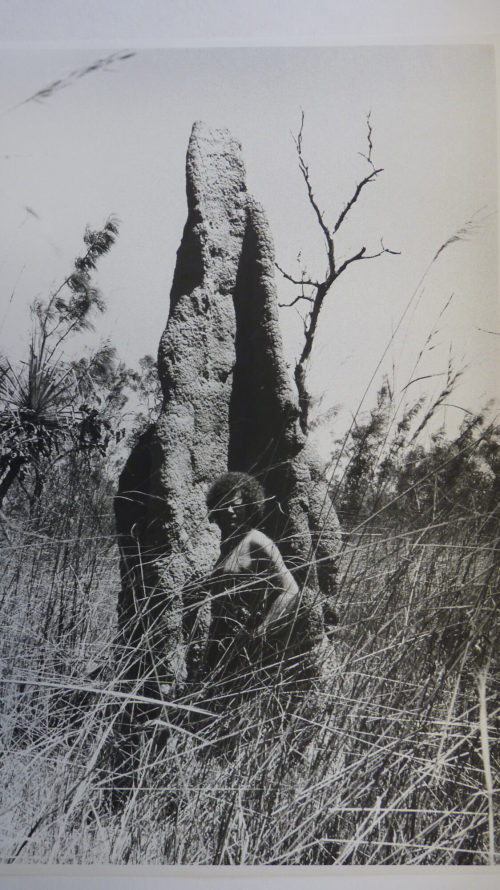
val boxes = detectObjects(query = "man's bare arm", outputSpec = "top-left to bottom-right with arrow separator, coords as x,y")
249,531 -> 300,636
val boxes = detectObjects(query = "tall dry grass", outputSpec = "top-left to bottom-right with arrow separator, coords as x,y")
0,464 -> 498,864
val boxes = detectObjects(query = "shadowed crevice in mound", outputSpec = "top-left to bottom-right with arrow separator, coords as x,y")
229,198 -> 301,474
229,197 -> 341,592
114,121 -> 341,692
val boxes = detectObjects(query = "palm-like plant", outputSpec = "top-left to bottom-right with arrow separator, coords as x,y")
0,218 -> 119,508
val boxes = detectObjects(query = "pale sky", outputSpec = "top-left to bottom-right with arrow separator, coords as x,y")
0,43 -> 498,446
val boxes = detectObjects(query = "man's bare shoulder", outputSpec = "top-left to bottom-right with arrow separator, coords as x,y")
246,529 -> 278,559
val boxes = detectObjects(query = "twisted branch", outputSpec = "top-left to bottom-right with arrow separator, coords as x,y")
277,114 -> 399,431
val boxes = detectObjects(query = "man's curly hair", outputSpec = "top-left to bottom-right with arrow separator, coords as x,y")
206,472 -> 266,526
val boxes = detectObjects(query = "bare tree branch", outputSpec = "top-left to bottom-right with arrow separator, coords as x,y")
336,241 -> 401,277
335,247 -> 367,277
275,261 -> 319,288
360,245 -> 401,261
332,167 -> 383,235
278,294 -> 315,309
293,111 -> 335,274
276,113 -> 399,432
358,111 -> 375,169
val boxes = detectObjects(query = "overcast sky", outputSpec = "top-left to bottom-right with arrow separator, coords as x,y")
0,42 -> 497,446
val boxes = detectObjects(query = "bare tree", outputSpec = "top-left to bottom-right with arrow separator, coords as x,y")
277,113 -> 399,431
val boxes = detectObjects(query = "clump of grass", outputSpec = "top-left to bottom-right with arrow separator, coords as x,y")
0,470 -> 498,863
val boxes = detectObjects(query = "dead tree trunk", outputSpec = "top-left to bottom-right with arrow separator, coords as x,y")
114,122 -> 341,699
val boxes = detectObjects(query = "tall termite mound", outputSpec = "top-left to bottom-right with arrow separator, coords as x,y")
114,122 -> 341,691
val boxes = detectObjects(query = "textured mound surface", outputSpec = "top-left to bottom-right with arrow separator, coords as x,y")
115,122 -> 341,689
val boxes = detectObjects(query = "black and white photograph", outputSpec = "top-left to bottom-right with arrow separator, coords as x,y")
0,3 -> 499,880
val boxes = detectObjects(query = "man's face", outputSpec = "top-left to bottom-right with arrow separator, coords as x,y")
211,490 -> 248,538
